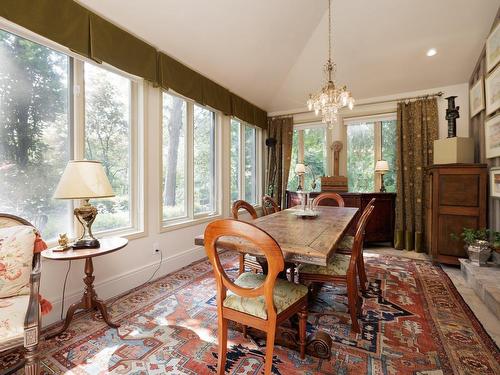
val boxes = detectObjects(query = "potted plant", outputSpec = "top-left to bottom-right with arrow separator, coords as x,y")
492,231 -> 500,265
451,228 -> 492,266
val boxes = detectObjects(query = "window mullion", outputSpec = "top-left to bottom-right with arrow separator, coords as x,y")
240,123 -> 246,201
187,102 -> 194,219
72,59 -> 85,238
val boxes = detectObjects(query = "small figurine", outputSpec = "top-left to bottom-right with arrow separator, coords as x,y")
54,233 -> 71,252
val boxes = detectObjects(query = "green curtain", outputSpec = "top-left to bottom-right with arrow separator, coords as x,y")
265,117 -> 294,208
394,98 -> 438,252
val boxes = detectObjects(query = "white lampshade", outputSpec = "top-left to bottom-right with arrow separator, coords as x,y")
53,160 -> 115,200
375,160 -> 389,172
295,163 -> 306,174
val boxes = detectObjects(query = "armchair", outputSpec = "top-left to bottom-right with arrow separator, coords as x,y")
0,213 -> 51,374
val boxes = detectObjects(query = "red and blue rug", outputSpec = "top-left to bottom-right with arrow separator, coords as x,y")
2,252 -> 499,374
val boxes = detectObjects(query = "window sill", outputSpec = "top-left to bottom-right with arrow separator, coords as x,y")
160,214 -> 222,233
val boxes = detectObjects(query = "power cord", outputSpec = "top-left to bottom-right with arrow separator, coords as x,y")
108,250 -> 163,309
60,260 -> 72,320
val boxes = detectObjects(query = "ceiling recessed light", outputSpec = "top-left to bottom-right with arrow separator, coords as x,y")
426,48 -> 437,57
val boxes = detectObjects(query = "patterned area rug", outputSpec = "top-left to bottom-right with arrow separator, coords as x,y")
2,252 -> 499,374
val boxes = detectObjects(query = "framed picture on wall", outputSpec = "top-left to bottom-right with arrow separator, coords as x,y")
486,22 -> 500,72
470,78 -> 485,117
485,64 -> 500,115
491,167 -> 500,198
485,114 -> 500,159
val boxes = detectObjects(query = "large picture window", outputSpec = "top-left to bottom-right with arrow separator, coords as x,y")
84,63 -> 133,232
0,28 -> 143,241
288,124 -> 326,192
346,115 -> 397,193
0,29 -> 71,240
230,119 -> 261,206
162,92 -> 219,226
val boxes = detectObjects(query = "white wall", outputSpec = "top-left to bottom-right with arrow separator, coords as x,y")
272,83 -> 469,176
40,83 -> 234,326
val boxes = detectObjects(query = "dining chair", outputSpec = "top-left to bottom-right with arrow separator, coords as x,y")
231,200 -> 261,275
204,219 -> 308,375
262,195 -> 280,216
297,203 -> 374,333
312,192 -> 345,208
336,198 -> 376,291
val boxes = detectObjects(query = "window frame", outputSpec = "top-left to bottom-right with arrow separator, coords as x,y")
160,90 -> 222,231
230,118 -> 263,207
344,113 -> 397,192
0,22 -> 145,244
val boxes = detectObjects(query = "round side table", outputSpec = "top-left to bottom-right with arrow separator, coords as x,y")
42,237 -> 128,339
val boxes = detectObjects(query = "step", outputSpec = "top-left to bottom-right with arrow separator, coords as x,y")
460,258 -> 500,318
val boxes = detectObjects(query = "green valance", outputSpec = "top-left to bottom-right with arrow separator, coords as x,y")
0,0 -> 267,125
202,77 -> 232,115
89,14 -> 157,83
0,0 -> 91,58
158,52 -> 204,104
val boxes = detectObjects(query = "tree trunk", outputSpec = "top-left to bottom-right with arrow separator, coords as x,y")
163,99 -> 183,206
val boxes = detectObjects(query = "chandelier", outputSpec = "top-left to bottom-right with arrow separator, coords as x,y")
307,0 -> 354,128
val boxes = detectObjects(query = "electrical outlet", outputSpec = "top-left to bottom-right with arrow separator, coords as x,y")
153,242 -> 160,255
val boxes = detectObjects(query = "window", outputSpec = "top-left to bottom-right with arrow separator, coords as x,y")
230,119 -> 261,206
162,92 -> 219,225
346,115 -> 397,193
287,125 -> 326,192
84,63 -> 133,232
0,28 -> 142,241
0,29 -> 72,241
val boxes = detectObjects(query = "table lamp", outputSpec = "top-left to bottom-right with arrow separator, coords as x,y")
53,160 -> 115,248
295,163 -> 306,190
375,160 -> 389,192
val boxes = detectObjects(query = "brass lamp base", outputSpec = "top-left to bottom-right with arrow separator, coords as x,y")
73,199 -> 100,249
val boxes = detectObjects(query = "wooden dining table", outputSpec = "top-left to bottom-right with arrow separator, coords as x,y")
194,205 -> 359,359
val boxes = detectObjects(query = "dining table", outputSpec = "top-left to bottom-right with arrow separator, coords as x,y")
194,205 -> 359,359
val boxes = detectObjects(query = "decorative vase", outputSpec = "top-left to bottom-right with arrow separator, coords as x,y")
466,240 -> 492,266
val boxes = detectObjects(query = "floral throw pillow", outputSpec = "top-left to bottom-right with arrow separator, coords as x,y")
0,225 -> 36,298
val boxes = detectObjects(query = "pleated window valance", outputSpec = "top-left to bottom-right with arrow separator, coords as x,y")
0,0 -> 267,128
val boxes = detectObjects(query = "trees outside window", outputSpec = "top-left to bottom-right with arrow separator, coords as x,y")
346,116 -> 397,193
84,63 -> 132,232
230,119 -> 260,206
162,92 -> 219,225
0,29 -> 71,240
287,125 -> 326,192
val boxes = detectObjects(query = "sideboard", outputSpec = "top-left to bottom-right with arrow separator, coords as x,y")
285,191 -> 396,244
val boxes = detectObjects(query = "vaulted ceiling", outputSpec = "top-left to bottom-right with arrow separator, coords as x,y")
77,0 -> 498,113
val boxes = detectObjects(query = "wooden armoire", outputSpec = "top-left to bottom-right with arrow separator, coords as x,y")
426,164 -> 488,265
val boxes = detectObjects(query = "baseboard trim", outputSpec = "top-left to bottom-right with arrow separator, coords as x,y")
43,246 -> 206,326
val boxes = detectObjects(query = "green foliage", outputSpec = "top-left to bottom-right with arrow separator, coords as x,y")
451,228 -> 496,246
381,120 -> 397,192
0,30 -> 70,240
347,123 -> 374,192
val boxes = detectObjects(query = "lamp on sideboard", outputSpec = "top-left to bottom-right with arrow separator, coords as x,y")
375,160 -> 389,193
53,160 -> 115,248
295,163 -> 306,191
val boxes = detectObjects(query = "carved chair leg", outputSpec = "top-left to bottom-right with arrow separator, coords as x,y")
347,275 -> 360,334
298,306 -> 308,360
24,345 -> 39,375
288,264 -> 295,283
357,254 -> 367,292
264,325 -> 276,375
238,253 -> 245,275
242,324 -> 248,338
217,317 -> 228,375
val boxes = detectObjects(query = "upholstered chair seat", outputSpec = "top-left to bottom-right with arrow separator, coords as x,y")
297,253 -> 351,276
0,295 -> 30,350
223,272 -> 308,319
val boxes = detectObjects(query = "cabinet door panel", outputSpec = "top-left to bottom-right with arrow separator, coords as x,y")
437,214 -> 478,257
439,175 -> 479,207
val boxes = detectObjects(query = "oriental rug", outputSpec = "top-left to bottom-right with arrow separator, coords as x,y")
2,252 -> 499,374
